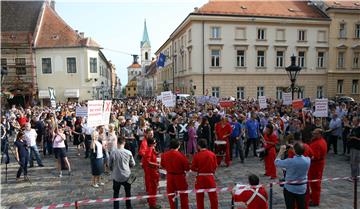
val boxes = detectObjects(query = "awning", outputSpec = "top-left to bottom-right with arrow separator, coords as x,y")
38,90 -> 50,99
64,89 -> 79,98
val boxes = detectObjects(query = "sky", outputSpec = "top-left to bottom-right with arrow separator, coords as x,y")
55,0 -> 208,86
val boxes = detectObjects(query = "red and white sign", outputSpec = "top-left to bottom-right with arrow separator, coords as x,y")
102,100 -> 112,125
219,101 -> 235,108
292,99 -> 304,110
87,100 -> 104,127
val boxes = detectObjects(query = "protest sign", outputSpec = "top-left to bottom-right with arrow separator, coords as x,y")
48,87 -> 56,108
313,98 -> 328,117
283,93 -> 292,105
292,99 -> 304,110
219,101 -> 235,108
87,100 -> 104,127
75,107 -> 88,117
258,96 -> 267,109
208,96 -> 220,106
102,100 -> 112,125
161,91 -> 175,107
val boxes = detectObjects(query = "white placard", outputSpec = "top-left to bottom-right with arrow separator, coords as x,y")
283,93 -> 292,105
161,91 -> 175,107
102,100 -> 112,125
258,96 -> 267,109
75,107 -> 88,117
87,100 -> 104,127
314,98 -> 328,117
208,96 -> 219,105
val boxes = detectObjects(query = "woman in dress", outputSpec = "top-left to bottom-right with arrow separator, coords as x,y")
263,123 -> 278,179
187,120 -> 197,155
90,131 -> 104,188
107,123 -> 118,153
72,119 -> 84,156
14,131 -> 29,182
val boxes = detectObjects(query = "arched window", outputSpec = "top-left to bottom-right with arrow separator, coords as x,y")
145,52 -> 148,60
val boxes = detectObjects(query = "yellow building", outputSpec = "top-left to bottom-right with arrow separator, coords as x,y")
316,1 -> 360,100
156,0 -> 332,99
125,77 -> 137,97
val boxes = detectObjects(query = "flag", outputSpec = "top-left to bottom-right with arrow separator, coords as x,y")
156,53 -> 166,67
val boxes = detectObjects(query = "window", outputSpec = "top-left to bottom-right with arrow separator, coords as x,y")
298,51 -> 305,67
339,23 -> 346,38
42,58 -> 52,74
257,86 -> 264,97
317,31 -> 326,42
257,50 -> 265,67
235,28 -> 246,40
67,57 -> 76,73
356,24 -> 360,39
317,52 -> 325,68
337,80 -> 344,94
145,52 -> 149,60
257,28 -> 265,40
236,50 -> 245,67
212,87 -> 220,98
352,80 -> 359,94
276,29 -> 285,41
133,87 -> 136,91
1,58 -> 7,71
354,52 -> 360,68
211,49 -> 220,67
15,58 -> 26,75
276,87 -> 283,100
298,30 -> 306,41
237,87 -> 245,99
128,88 -> 130,91
90,57 -> 97,73
297,87 -> 304,99
211,27 -> 221,39
276,51 -> 284,67
317,86 -> 323,98
337,52 -> 345,68
188,50 -> 192,69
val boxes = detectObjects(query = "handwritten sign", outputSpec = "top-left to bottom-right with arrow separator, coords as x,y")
87,100 -> 104,127
313,98 -> 328,117
258,96 -> 267,109
283,93 -> 292,105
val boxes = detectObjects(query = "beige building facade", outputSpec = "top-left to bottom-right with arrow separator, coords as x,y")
156,0 -> 359,100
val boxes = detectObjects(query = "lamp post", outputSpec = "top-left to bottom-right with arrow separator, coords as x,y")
285,55 -> 302,100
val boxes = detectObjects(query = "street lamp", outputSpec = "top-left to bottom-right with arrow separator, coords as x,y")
285,55 -> 302,100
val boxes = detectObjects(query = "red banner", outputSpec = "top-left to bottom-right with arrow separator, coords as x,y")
292,99 -> 304,110
219,101 -> 235,108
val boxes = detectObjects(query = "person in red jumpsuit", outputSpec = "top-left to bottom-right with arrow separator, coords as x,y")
263,123 -> 278,179
161,139 -> 190,209
233,174 -> 268,209
215,116 -> 233,167
142,137 -> 161,209
191,138 -> 218,209
308,128 -> 327,207
139,128 -> 152,158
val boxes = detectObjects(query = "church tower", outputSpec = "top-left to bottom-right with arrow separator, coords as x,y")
140,19 -> 151,67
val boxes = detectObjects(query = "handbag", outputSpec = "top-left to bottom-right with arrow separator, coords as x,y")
126,173 -> 137,184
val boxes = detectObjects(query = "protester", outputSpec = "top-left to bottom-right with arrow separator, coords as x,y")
233,174 -> 268,209
187,121 -> 197,155
263,123 -> 278,179
142,137 -> 160,209
245,113 -> 260,158
327,112 -> 342,154
191,138 -> 218,209
14,131 -> 29,182
215,116 -> 232,167
107,124 -> 118,153
72,121 -> 84,156
24,123 -> 44,167
161,139 -> 190,209
90,131 -> 104,188
308,128 -> 327,207
110,136 -> 135,209
275,143 -> 311,209
349,117 -> 360,180
53,126 -> 71,177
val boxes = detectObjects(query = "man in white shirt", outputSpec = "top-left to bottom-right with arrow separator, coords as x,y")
24,123 -> 44,167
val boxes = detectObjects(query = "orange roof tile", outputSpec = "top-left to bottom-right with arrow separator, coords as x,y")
128,63 -> 142,68
196,0 -> 328,19
323,0 -> 360,9
36,3 -> 101,48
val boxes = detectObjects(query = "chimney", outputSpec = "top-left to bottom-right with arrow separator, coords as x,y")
50,0 -> 55,10
194,7 -> 199,12
79,32 -> 84,38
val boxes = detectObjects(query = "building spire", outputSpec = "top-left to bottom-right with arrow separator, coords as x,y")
141,19 -> 150,48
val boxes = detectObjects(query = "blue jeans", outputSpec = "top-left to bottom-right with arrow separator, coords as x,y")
29,145 -> 43,167
235,137 -> 245,161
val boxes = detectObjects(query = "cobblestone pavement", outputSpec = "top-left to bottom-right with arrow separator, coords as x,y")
1,141 -> 358,209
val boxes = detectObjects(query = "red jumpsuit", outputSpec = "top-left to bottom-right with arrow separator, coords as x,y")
288,143 -> 314,209
264,133 -> 278,179
191,149 -> 218,209
215,122 -> 232,166
308,137 -> 327,205
233,186 -> 268,209
161,150 -> 190,209
138,137 -> 148,157
142,145 -> 159,208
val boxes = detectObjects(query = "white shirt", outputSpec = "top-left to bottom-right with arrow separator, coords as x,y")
95,140 -> 103,159
24,129 -> 37,147
53,134 -> 66,148
83,124 -> 93,135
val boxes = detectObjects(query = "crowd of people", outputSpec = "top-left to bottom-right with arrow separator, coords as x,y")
1,97 -> 359,209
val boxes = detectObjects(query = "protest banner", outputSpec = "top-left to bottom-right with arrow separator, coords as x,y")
87,100 -> 104,127
208,96 -> 220,106
258,96 -> 267,109
161,91 -> 175,107
313,98 -> 328,117
292,99 -> 304,110
75,107 -> 88,117
219,101 -> 235,108
283,93 -> 292,105
102,100 -> 112,125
